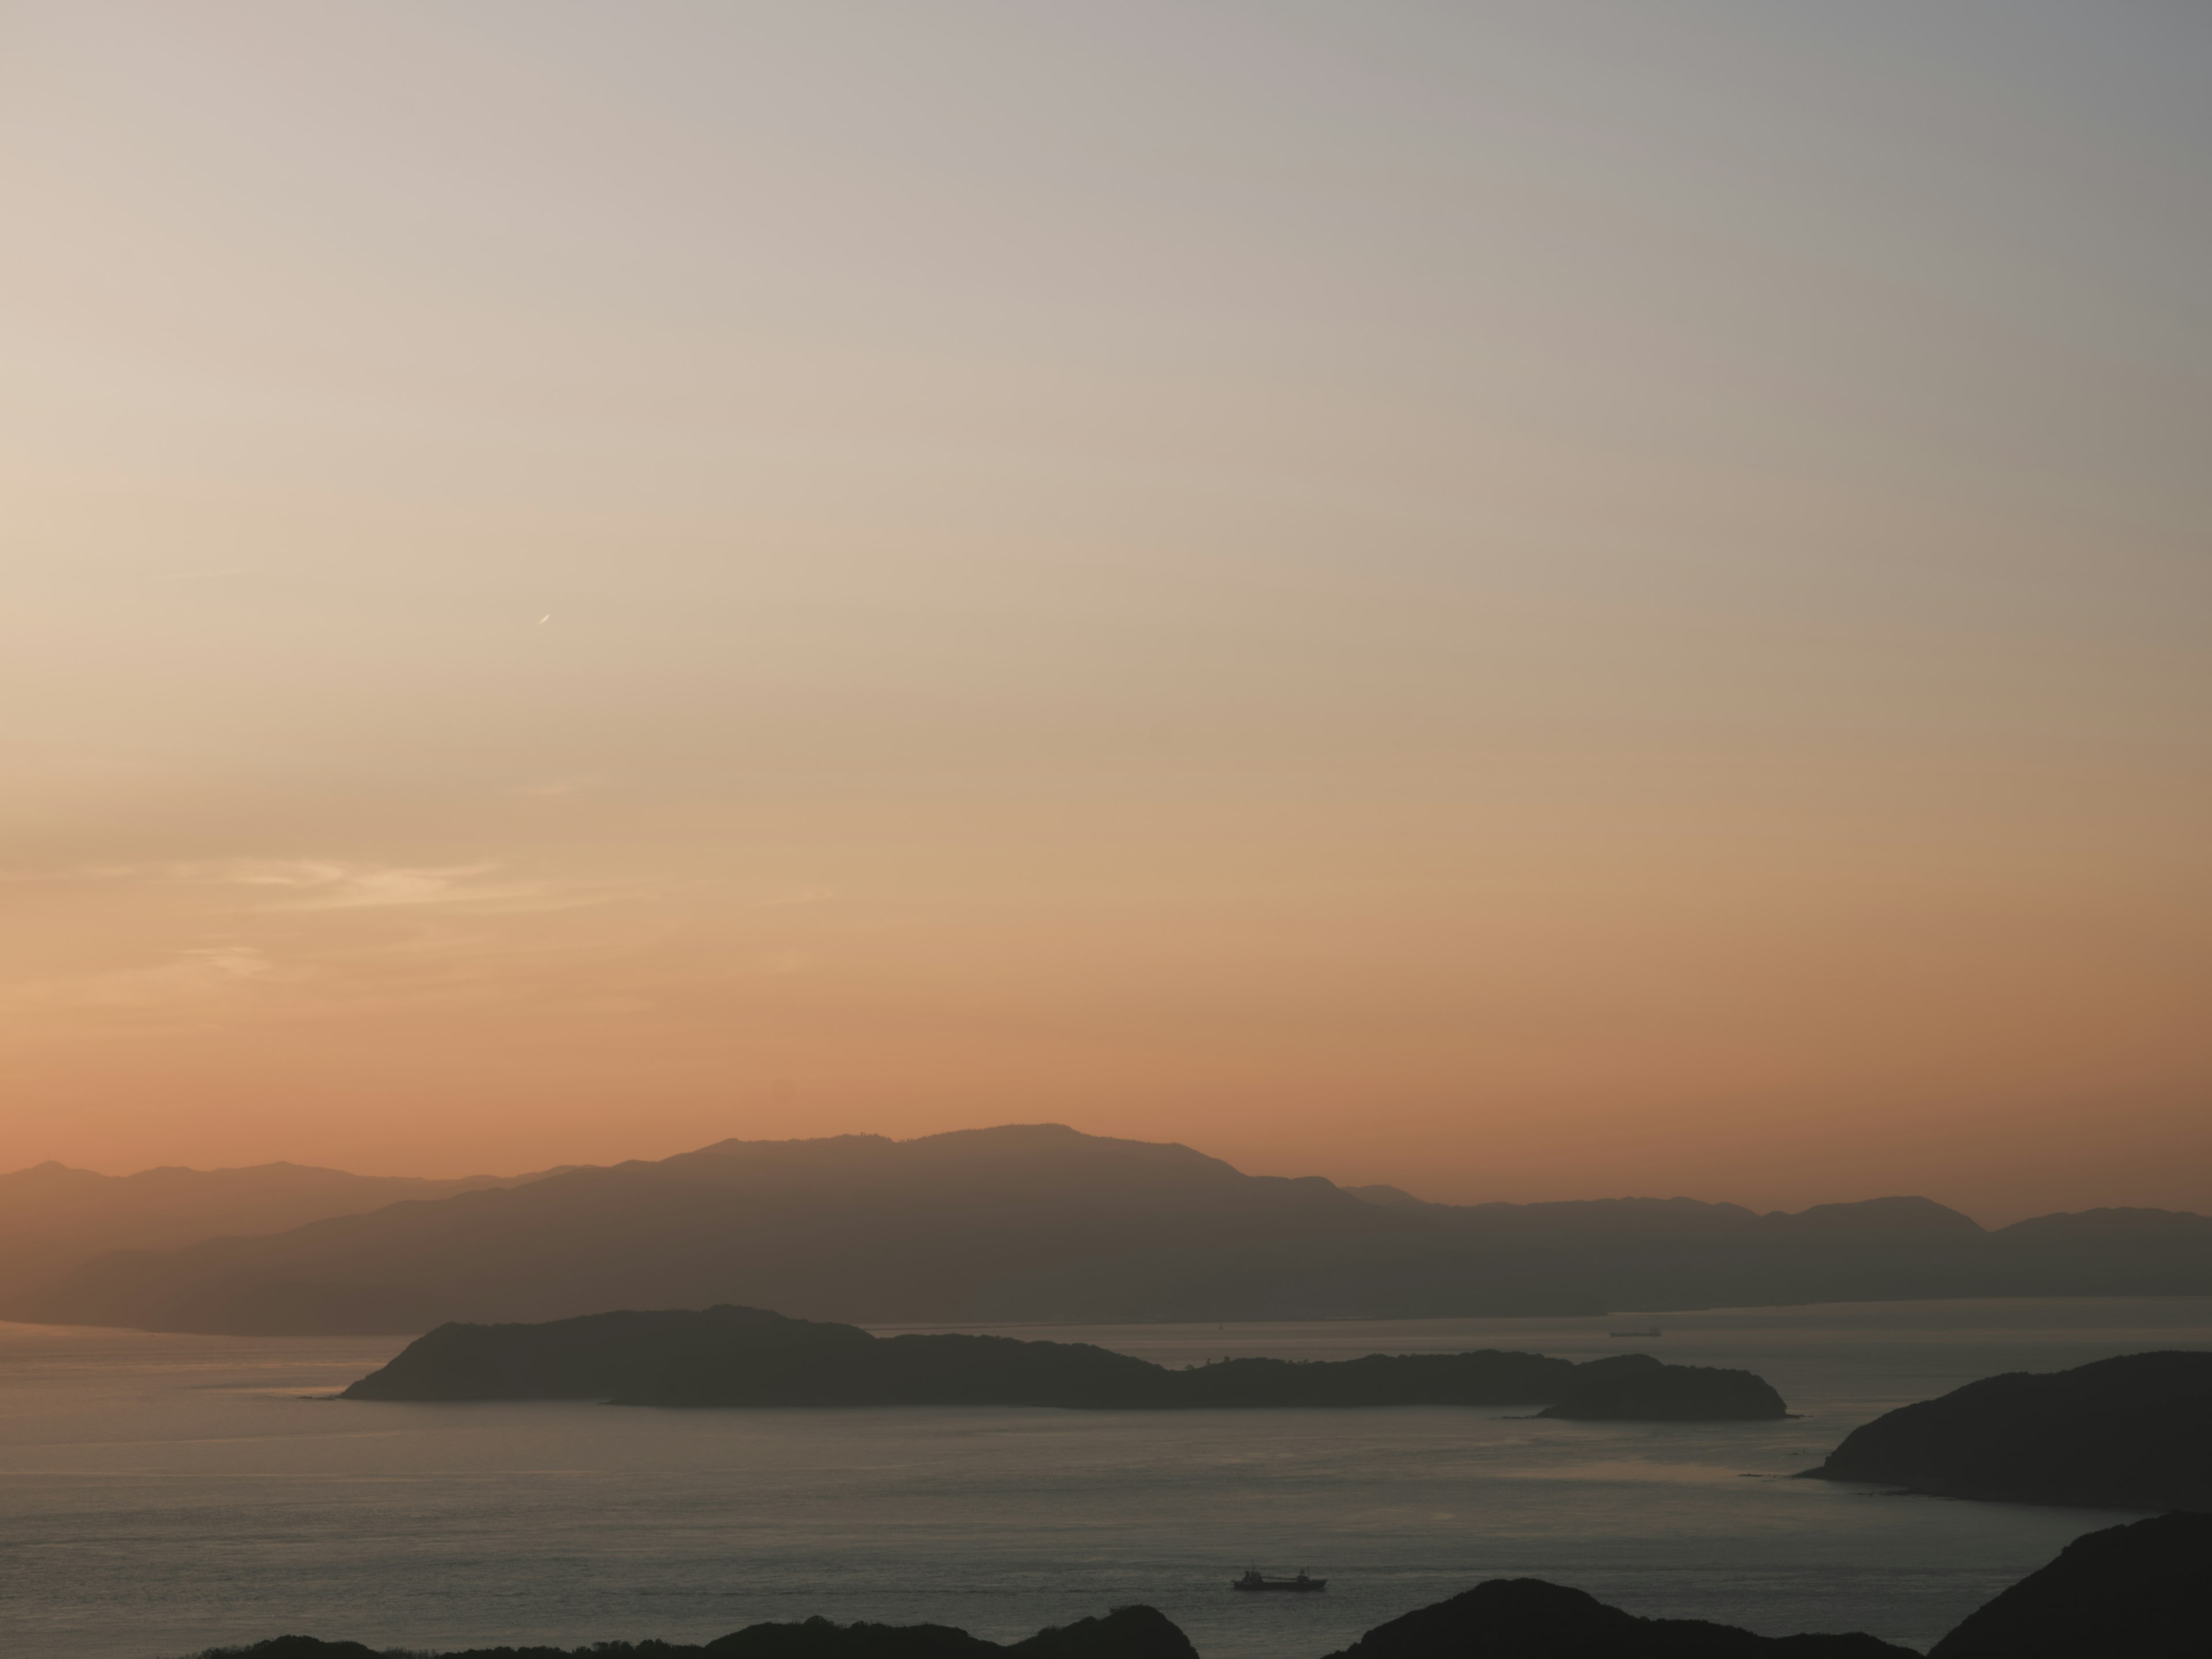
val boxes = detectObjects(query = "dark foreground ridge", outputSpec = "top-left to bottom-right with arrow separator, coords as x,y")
1801,1350 -> 2212,1509
174,1517 -> 2212,1657
338,1304 -> 1786,1417
189,1605 -> 1196,1659
1929,1512 -> 2212,1657
1317,1578 -> 1915,1657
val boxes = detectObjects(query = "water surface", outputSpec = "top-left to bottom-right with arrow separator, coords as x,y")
2,1297 -> 2206,1659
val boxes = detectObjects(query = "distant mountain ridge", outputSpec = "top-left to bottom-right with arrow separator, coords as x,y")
0,1157 -> 566,1304
7,1124 -> 2210,1336
0,1158 -> 567,1245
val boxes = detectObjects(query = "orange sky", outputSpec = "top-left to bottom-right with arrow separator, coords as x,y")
3,3 -> 2209,1225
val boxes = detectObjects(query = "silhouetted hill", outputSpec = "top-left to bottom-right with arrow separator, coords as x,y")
191,1605 -> 1197,1659
1802,1350 -> 2212,1510
0,1158 -> 565,1304
17,1127 -> 2212,1336
337,1304 -> 1781,1415
1319,1578 -> 1911,1657
1930,1512 -> 2212,1658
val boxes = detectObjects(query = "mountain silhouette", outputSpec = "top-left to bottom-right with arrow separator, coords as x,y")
1802,1350 -> 2212,1510
0,1158 -> 562,1306
10,1127 -> 1403,1333
10,1126 -> 2212,1335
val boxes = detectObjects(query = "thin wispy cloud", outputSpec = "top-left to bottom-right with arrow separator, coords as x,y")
10,858 -> 646,925
13,859 -> 579,914
214,860 -> 533,911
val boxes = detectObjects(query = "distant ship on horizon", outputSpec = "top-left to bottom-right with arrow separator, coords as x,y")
1233,1568 -> 1326,1592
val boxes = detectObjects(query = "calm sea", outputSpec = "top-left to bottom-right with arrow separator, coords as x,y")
2,1298 -> 2207,1659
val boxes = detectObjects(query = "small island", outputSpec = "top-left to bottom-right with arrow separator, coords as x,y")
1800,1350 -> 2212,1510
1537,1358 -> 1786,1421
339,1305 -> 1786,1417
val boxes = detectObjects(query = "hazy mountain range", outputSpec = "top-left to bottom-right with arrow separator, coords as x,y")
7,1125 -> 2210,1335
0,1158 -> 564,1304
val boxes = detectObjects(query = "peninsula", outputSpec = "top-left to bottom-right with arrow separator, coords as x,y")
339,1304 -> 1786,1416
1801,1350 -> 2212,1510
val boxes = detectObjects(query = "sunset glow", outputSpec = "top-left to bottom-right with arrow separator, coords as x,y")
4,2 -> 2208,1220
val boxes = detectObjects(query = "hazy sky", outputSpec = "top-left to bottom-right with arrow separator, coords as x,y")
4,2 -> 2208,1221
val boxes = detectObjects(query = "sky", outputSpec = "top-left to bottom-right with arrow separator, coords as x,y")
2,1 -> 2208,1224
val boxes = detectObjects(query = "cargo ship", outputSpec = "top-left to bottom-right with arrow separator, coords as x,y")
1233,1569 -> 1325,1592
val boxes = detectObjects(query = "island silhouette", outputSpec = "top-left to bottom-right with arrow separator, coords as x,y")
339,1303 -> 1786,1416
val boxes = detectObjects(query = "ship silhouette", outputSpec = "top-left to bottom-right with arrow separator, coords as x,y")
1233,1567 -> 1326,1592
